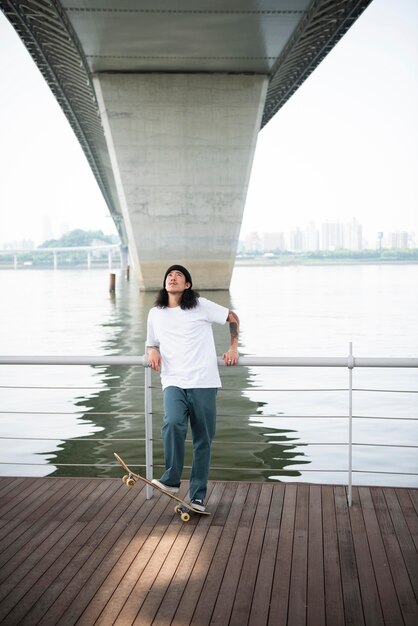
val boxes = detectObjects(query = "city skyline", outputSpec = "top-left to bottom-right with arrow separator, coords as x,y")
242,217 -> 416,253
3,215 -> 415,254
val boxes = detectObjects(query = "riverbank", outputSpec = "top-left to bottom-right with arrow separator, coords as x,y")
235,255 -> 418,267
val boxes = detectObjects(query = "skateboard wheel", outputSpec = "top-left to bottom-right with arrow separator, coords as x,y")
122,475 -> 129,484
126,478 -> 135,487
181,512 -> 190,522
174,505 -> 180,513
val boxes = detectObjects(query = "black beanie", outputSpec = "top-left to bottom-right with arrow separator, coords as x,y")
163,264 -> 193,288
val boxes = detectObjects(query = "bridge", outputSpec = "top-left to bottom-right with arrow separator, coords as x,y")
0,243 -> 121,269
0,0 -> 372,289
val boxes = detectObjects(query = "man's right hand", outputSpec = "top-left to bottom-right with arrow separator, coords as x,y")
147,347 -> 161,371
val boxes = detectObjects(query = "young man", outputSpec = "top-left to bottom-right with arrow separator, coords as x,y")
146,264 -> 239,511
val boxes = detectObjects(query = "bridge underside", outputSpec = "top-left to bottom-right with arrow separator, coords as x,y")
94,73 -> 267,289
0,0 -> 372,289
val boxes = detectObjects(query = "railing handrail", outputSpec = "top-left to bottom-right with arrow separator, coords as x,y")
1,355 -> 418,368
1,349 -> 417,505
0,244 -> 121,254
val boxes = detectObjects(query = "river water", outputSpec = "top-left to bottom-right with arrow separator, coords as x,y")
1,264 -> 417,487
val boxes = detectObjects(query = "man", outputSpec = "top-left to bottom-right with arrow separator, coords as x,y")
146,264 -> 239,512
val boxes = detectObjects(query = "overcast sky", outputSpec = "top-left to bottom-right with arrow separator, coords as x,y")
0,0 -> 417,247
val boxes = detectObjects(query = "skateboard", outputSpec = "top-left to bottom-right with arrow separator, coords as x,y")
114,452 -> 210,522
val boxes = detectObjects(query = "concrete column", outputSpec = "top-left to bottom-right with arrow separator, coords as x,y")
93,74 -> 267,290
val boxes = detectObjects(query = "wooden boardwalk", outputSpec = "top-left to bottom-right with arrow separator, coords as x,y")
0,477 -> 417,625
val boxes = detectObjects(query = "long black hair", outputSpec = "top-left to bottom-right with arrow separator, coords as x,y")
154,287 -> 200,309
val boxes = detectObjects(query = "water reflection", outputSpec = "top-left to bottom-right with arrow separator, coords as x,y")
47,280 -> 310,480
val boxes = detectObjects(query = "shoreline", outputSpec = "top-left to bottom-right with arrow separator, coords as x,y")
1,260 -> 418,270
235,257 -> 418,267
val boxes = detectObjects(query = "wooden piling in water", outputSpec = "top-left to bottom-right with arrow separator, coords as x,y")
109,273 -> 116,293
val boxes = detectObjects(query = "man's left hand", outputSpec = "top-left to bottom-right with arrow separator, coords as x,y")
223,350 -> 238,367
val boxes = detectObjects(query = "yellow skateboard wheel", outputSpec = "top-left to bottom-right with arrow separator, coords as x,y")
122,475 -> 128,484
181,512 -> 190,522
126,477 -> 135,487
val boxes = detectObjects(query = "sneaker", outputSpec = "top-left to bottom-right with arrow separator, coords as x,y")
191,498 -> 206,512
151,479 -> 179,494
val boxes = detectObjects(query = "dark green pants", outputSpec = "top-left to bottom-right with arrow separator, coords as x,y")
160,386 -> 217,501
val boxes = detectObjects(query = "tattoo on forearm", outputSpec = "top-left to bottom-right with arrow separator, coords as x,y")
228,312 -> 239,339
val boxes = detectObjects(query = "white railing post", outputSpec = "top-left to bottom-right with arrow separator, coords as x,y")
348,342 -> 354,506
144,351 -> 153,499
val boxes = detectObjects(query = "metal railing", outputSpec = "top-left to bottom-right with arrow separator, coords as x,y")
1,345 -> 417,505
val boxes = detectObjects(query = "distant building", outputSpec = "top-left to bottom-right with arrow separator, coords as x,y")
244,231 -> 261,253
385,231 -> 411,249
2,239 -> 35,250
289,227 -> 304,252
321,222 -> 344,250
261,232 -> 286,251
343,218 -> 363,251
42,214 -> 54,242
304,222 -> 320,251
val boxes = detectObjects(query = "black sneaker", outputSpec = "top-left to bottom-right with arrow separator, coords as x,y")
191,498 -> 206,512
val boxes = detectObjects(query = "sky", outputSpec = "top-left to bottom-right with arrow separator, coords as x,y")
0,0 -> 417,248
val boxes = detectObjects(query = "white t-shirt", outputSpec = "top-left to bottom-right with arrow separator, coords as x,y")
146,297 -> 229,389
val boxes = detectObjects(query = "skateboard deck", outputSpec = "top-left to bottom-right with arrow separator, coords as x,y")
114,452 -> 210,521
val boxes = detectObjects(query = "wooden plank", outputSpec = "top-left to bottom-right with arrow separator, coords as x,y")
288,484 -> 309,626
155,482 -> 243,626
384,488 -> 418,597
0,477 -> 55,519
358,487 -> 404,626
0,480 -> 101,591
75,482 -> 183,626
335,485 -> 365,626
396,488 -> 418,551
348,487 -> 384,626
229,483 -> 274,626
0,477 -> 28,503
79,483 -> 194,626
249,483 -> 285,626
307,485 -> 325,626
206,483 -> 261,625
0,480 -> 117,622
268,483 -> 297,626
372,488 -> 418,626
0,477 -> 417,626
409,489 -> 418,515
20,480 -> 153,625
135,484 -> 225,626
114,522 -> 189,624
116,486 -> 219,625
322,484 -> 344,626
0,521 -> 86,623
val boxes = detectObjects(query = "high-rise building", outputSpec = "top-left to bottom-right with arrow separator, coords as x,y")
343,218 -> 363,250
244,231 -> 261,253
386,231 -> 410,249
261,232 -> 286,251
304,222 -> 320,251
289,227 -> 304,252
321,222 -> 344,250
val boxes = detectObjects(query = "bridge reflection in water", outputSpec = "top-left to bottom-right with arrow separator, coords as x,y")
59,287 -> 308,482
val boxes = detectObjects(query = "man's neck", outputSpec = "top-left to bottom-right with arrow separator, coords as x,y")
167,292 -> 183,308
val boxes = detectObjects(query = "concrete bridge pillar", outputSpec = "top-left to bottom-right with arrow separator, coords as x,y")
93,74 -> 267,290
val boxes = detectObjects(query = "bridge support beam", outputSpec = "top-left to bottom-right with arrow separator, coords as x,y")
93,74 -> 267,290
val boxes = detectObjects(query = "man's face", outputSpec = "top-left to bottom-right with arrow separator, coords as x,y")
165,270 -> 191,294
